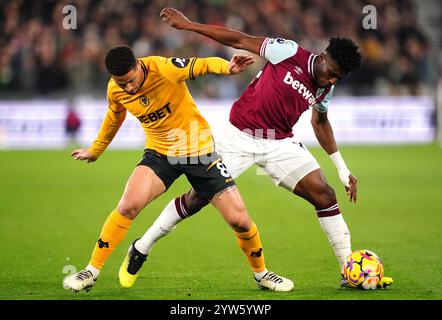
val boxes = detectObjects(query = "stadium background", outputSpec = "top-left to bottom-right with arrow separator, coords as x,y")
0,0 -> 441,301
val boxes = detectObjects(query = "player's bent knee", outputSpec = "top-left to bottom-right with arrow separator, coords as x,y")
117,201 -> 144,220
228,218 -> 251,233
324,184 -> 337,202
314,184 -> 337,208
225,207 -> 252,232
184,189 -> 209,216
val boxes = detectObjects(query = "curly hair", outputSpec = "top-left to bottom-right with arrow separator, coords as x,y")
326,37 -> 361,73
105,45 -> 136,76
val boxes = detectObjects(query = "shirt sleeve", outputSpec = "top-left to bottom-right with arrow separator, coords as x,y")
260,38 -> 299,64
161,57 -> 229,83
88,91 -> 127,158
313,85 -> 334,113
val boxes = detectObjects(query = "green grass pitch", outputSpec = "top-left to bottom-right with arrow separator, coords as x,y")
1,145 -> 441,300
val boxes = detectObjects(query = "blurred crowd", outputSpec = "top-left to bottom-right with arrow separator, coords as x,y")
0,0 -> 438,99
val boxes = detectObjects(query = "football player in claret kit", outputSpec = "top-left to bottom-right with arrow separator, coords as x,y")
63,45 -> 294,292
123,7 -> 393,289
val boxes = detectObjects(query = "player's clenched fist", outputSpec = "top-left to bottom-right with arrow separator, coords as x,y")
160,7 -> 191,29
71,149 -> 97,163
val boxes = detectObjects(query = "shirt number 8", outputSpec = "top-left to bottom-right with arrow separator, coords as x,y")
216,162 -> 231,178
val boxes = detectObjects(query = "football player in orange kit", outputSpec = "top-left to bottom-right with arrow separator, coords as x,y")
63,45 -> 294,292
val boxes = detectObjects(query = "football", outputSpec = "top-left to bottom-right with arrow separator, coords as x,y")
342,249 -> 384,289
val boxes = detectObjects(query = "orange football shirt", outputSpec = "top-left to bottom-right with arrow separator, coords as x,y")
89,56 -> 230,158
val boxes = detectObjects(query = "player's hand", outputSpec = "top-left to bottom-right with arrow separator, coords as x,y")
228,54 -> 255,74
160,7 -> 191,30
344,173 -> 357,203
71,149 -> 97,163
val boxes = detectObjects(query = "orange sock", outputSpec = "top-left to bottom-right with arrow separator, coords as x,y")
88,210 -> 132,270
234,223 -> 266,273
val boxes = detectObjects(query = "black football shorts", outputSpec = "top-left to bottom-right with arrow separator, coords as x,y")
137,149 -> 236,199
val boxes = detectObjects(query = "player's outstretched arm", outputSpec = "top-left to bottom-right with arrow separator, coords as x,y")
160,7 -> 264,55
311,109 -> 358,202
184,54 -> 254,80
71,149 -> 97,163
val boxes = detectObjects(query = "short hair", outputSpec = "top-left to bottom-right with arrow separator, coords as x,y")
105,45 -> 136,76
326,37 -> 361,73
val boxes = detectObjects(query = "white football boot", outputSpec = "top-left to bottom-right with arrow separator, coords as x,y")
255,271 -> 294,292
63,269 -> 96,292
